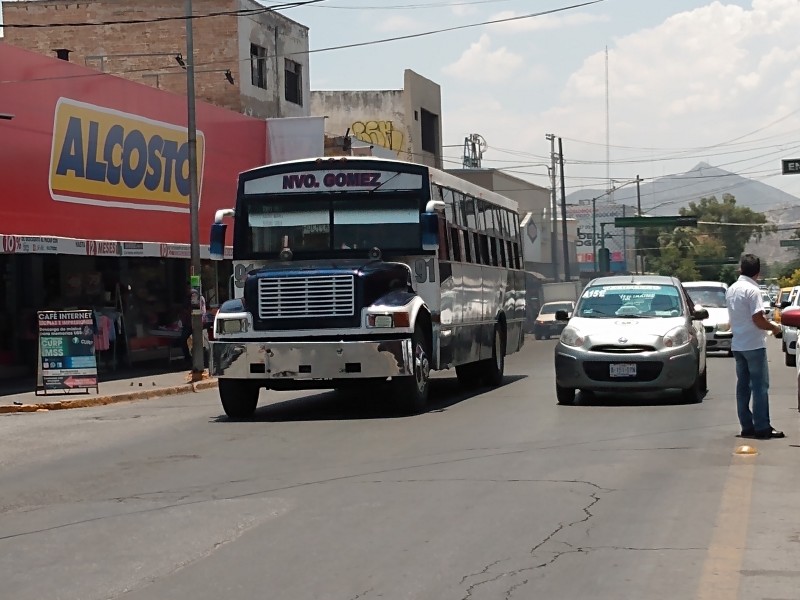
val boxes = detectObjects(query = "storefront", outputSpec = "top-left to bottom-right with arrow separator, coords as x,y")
0,45 -> 269,377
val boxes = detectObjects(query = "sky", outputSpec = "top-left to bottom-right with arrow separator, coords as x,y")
272,0 -> 800,210
3,0 -> 800,210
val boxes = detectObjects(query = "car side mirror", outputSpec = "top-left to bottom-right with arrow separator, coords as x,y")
693,308 -> 709,320
555,309 -> 570,321
780,300 -> 792,309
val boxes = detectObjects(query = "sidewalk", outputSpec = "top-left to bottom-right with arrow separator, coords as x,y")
0,368 -> 217,414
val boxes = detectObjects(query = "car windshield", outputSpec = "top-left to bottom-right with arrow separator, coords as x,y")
686,286 -> 727,308
762,293 -> 771,304
540,302 -> 573,314
575,283 -> 684,318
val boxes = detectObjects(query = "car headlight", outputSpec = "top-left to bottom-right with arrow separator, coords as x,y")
663,325 -> 690,348
560,326 -> 585,348
716,322 -> 731,332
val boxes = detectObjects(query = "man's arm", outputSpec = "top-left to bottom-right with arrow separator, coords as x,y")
752,309 -> 780,335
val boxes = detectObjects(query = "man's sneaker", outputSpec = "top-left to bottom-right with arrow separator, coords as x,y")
754,428 -> 785,439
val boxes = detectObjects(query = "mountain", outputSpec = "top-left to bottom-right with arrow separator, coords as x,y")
565,162 -> 800,266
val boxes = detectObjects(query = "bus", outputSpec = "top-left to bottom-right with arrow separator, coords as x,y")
208,156 -> 526,418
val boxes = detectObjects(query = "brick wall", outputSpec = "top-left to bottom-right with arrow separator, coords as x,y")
3,0 -> 243,112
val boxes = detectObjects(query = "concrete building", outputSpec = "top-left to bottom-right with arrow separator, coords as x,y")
2,0 -> 310,119
445,168 -> 578,281
311,70 -> 443,168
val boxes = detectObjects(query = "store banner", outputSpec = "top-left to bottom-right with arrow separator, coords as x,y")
0,234 -> 232,259
36,310 -> 99,394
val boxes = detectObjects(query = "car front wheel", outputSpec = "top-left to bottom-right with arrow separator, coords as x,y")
556,384 -> 575,405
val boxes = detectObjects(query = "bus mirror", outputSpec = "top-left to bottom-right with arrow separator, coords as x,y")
421,213 -> 439,251
210,223 -> 227,261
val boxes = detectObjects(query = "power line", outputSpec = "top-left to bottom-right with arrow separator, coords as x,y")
0,0 -> 326,29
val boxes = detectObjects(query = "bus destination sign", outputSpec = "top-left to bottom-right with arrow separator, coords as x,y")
243,170 -> 424,195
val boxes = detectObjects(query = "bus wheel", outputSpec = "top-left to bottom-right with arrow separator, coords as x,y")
395,328 -> 431,414
480,323 -> 506,387
456,364 -> 483,388
219,379 -> 260,419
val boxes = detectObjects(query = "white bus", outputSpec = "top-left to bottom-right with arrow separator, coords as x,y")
209,156 -> 525,418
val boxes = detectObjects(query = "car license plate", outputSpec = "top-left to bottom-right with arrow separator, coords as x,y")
610,363 -> 637,378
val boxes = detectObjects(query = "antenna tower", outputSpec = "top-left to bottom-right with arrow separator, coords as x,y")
462,134 -> 487,168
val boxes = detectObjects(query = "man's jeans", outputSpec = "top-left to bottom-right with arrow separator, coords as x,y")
732,348 -> 770,432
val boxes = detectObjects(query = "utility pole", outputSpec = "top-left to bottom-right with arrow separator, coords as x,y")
546,134 -> 559,282
558,137 -> 570,281
185,0 -> 204,380
636,174 -> 642,274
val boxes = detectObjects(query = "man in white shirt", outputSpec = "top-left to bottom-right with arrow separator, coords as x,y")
726,254 -> 784,439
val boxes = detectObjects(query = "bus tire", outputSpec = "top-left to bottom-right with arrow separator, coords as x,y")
394,327 -> 431,414
456,363 -> 483,388
219,379 -> 260,419
480,323 -> 506,387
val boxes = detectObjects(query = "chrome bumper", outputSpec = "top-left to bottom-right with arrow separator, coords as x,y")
210,339 -> 413,380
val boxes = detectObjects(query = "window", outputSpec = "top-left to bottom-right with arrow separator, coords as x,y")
420,108 -> 439,153
450,227 -> 462,261
285,59 -> 302,105
250,43 -> 267,89
441,187 -> 455,224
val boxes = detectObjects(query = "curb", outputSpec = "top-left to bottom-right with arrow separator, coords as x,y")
0,379 -> 218,414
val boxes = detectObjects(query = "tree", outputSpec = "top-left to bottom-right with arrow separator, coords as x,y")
679,194 -> 770,259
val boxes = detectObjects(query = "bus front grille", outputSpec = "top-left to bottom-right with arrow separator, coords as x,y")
257,275 -> 355,319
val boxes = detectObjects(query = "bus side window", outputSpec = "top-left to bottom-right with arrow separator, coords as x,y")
450,227 -> 462,261
441,187 -> 456,225
464,228 -> 473,263
438,215 -> 449,261
497,237 -> 507,267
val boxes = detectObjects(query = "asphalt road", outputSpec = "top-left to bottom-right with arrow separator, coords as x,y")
1,336 -> 800,600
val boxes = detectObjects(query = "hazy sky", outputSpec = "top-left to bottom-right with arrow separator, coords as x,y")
279,0 -> 800,209
4,0 -> 800,210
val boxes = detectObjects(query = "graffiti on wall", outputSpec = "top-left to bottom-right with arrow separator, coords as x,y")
351,120 -> 405,154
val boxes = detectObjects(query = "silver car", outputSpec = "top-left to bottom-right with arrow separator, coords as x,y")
554,275 -> 708,405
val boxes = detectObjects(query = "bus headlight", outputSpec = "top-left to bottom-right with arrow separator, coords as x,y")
217,318 -> 249,335
716,322 -> 731,332
367,312 -> 410,328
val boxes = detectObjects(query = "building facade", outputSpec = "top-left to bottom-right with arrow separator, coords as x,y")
311,70 -> 443,168
0,44 -> 273,378
2,0 -> 310,119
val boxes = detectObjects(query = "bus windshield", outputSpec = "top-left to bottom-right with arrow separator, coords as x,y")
244,195 -> 421,254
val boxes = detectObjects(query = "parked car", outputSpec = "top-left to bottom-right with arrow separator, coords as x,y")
553,275 -> 708,405
777,307 -> 800,409
682,281 -> 732,355
533,301 -> 575,340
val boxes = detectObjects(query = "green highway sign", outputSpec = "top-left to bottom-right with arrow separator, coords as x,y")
695,258 -> 737,266
614,216 -> 698,228
779,239 -> 800,247
782,159 -> 800,175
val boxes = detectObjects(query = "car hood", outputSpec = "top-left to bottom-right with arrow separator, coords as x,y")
536,314 -> 559,322
698,307 -> 729,326
565,316 -> 689,346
